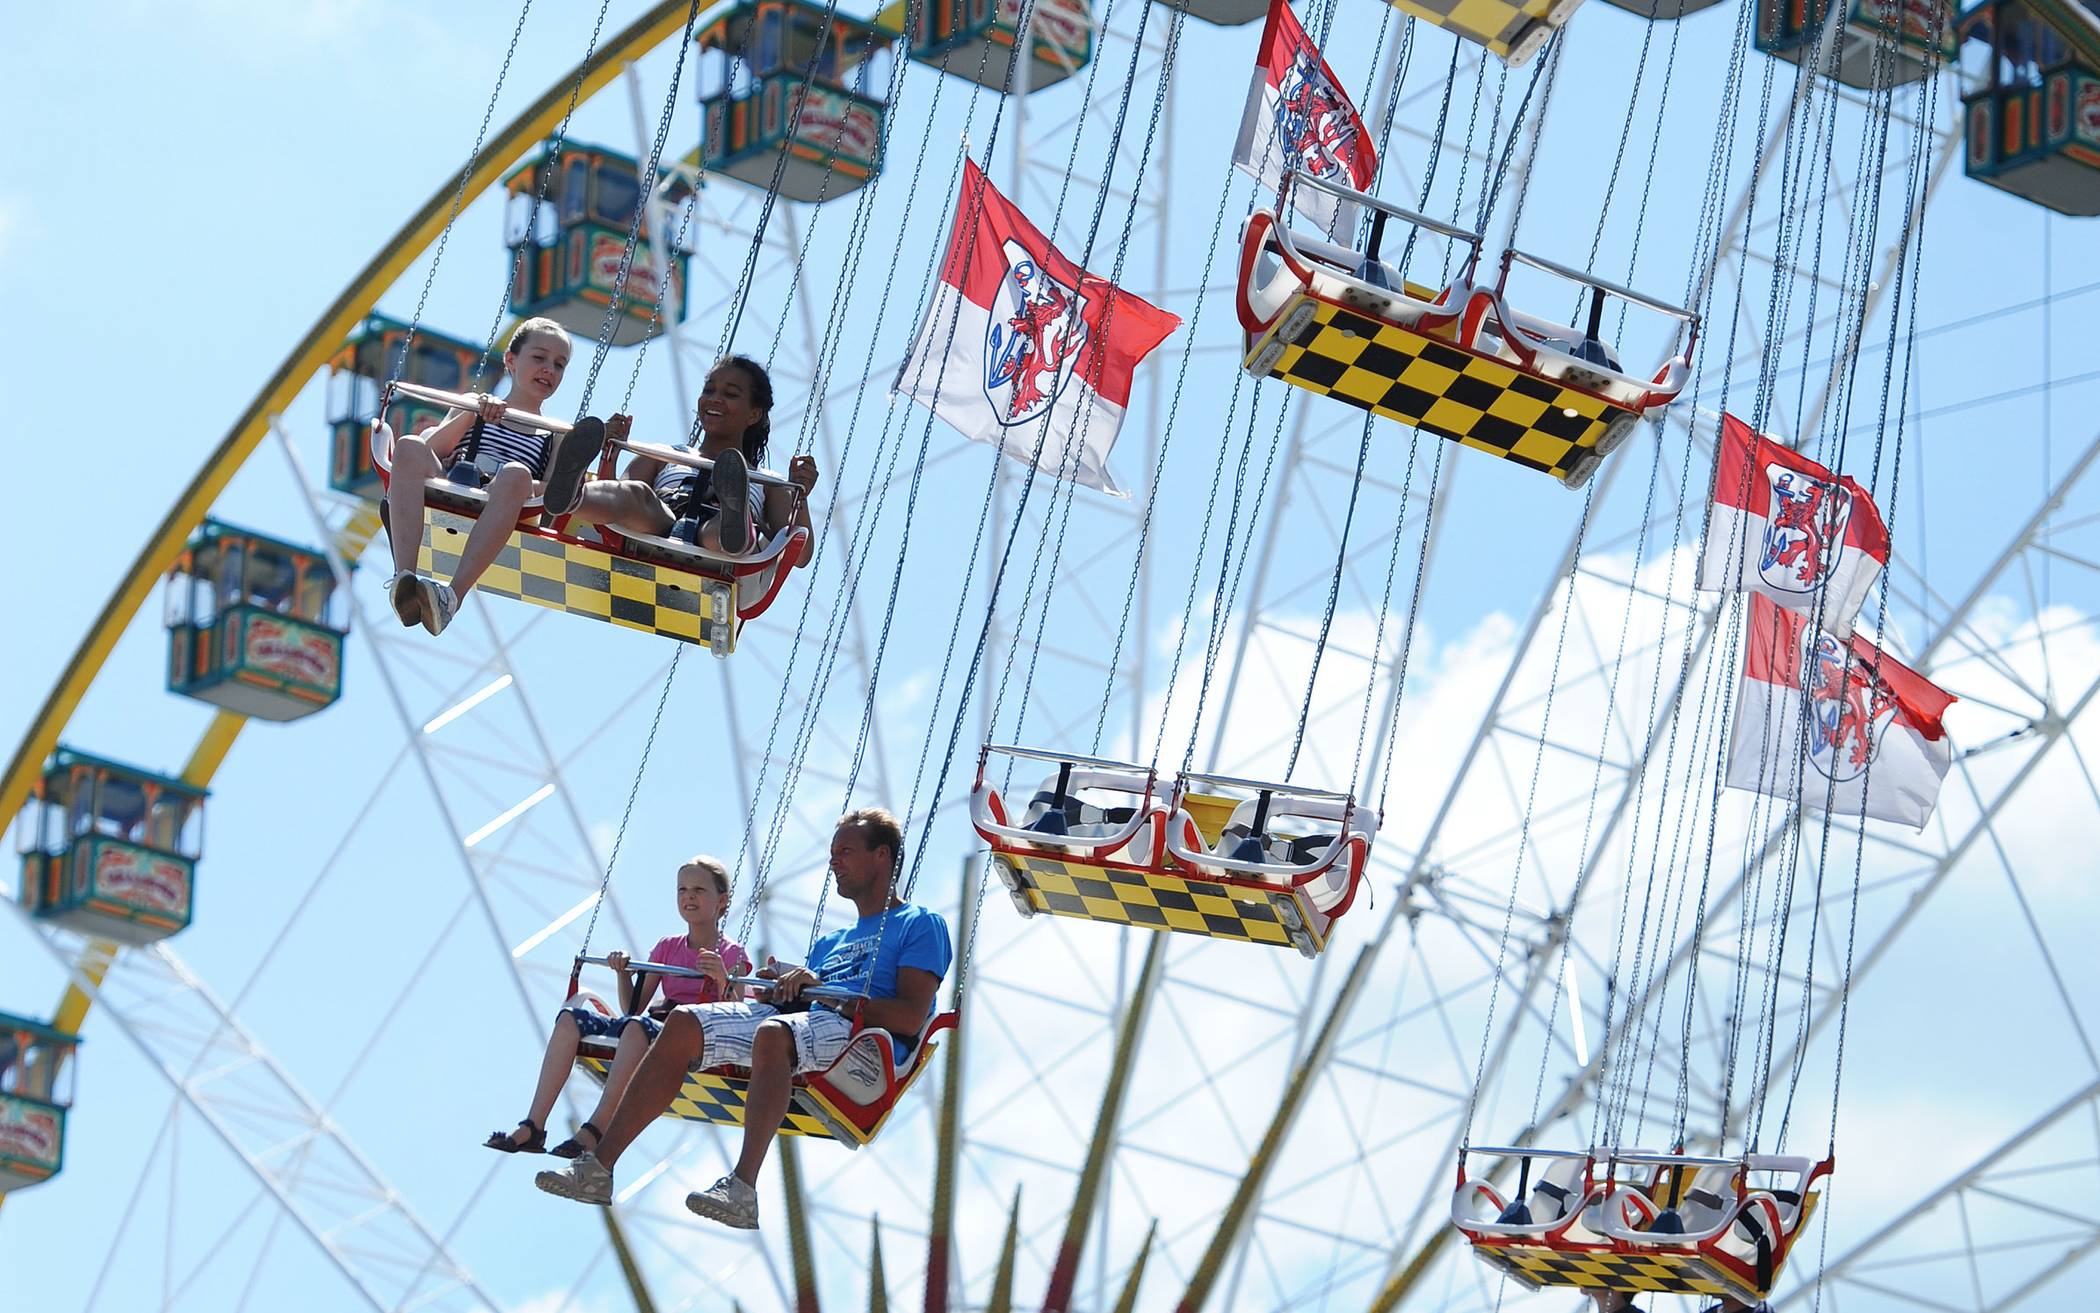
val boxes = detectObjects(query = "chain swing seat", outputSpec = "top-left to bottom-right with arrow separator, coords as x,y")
1453,1145 -> 1831,1303
1240,171 -> 1698,490
563,957 -> 956,1147
370,383 -> 809,655
971,745 -> 1376,958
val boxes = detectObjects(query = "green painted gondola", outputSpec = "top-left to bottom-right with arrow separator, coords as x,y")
1754,0 -> 1957,88
694,0 -> 895,202
16,748 -> 206,946
0,1013 -> 79,1193
502,141 -> 696,346
325,314 -> 502,500
878,0 -> 1092,92
165,519 -> 348,721
1958,0 -> 2100,215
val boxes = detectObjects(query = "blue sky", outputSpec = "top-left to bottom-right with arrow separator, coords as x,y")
4,2 -> 2099,1311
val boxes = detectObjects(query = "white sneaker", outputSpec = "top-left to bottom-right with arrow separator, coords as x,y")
684,1173 -> 759,1229
534,1153 -> 612,1206
416,577 -> 458,636
385,571 -> 423,628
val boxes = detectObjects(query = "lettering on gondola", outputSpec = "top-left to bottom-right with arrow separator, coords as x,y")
94,846 -> 189,915
0,1103 -> 60,1170
792,88 -> 881,160
245,617 -> 339,688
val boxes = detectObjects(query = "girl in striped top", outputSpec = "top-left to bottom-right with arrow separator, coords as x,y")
380,318 -> 601,637
572,356 -> 819,561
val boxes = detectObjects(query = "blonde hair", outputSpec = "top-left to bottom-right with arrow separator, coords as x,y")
506,317 -> 573,357
680,854 -> 731,896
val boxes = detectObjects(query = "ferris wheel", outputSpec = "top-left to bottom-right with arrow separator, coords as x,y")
5,0 -> 2099,1310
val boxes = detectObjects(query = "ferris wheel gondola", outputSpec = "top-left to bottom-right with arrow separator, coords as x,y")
0,1011 -> 79,1193
1956,0 -> 2100,215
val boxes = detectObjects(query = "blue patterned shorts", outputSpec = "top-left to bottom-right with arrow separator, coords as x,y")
562,1002 -> 661,1042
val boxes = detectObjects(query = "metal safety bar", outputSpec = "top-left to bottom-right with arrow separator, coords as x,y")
1502,250 -> 1698,323
1464,1145 -> 1595,1161
386,380 -> 575,434
1609,1150 -> 1741,1168
1175,769 -> 1355,804
610,438 -> 798,488
981,744 -> 1154,774
574,954 -> 863,1004
1284,168 -> 1484,249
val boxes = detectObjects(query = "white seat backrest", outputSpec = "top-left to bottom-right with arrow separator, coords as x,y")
1528,1156 -> 1587,1225
1219,793 -> 1377,835
1670,1163 -> 1738,1232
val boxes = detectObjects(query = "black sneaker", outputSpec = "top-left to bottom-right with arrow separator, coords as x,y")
541,417 -> 603,520
711,449 -> 752,555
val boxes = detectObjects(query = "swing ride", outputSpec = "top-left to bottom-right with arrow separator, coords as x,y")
10,0 -> 2100,1308
369,380 -> 811,653
565,957 -> 957,1147
970,746 -> 1375,957
1238,171 -> 1697,488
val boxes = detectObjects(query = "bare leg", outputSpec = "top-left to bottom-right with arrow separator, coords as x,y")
575,480 -> 675,536
387,435 -> 441,576
585,1020 -> 655,1128
513,1012 -> 585,1140
731,1020 -> 795,1185
593,1007 -> 705,1171
451,463 -> 533,596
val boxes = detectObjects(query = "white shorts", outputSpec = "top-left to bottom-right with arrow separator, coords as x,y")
681,1002 -> 855,1075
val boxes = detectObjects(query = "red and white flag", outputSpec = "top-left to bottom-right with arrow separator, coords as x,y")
1233,0 -> 1378,236
1728,595 -> 1955,829
1698,414 -> 1890,637
895,159 -> 1180,498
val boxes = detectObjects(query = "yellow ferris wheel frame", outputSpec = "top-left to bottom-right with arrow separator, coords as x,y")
0,2 -> 703,1231
1,0 -> 701,827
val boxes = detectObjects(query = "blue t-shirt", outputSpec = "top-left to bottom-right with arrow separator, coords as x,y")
807,902 -> 953,1047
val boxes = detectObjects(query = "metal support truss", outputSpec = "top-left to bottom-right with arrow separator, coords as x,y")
7,915 -> 494,1313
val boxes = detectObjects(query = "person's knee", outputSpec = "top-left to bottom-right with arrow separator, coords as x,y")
659,1008 -> 705,1059
394,435 -> 438,474
554,1010 -> 582,1037
753,1020 -> 795,1069
486,463 -> 532,501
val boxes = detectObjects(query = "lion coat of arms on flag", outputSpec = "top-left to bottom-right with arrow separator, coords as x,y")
983,240 -> 1090,426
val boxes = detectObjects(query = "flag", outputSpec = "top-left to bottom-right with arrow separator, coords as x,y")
1698,413 -> 1890,637
894,159 -> 1180,498
1233,0 -> 1378,236
1727,595 -> 1956,829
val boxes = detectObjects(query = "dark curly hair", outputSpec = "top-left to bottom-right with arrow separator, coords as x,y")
711,355 -> 774,469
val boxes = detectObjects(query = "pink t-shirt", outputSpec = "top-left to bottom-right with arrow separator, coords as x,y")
649,933 -> 751,1007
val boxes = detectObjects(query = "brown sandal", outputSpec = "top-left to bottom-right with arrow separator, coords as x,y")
548,1121 -> 603,1160
483,1118 -> 545,1154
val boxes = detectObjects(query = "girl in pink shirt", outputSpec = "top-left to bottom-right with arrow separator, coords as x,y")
485,855 -> 751,1157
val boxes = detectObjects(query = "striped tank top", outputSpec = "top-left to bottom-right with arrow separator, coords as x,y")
461,417 -> 552,481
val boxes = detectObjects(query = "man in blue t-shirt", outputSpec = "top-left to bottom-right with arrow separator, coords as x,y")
537,808 -> 953,1229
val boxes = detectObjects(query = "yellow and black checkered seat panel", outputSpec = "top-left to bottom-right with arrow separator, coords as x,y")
420,509 -> 722,645
1262,300 -> 1624,480
1004,852 -> 1299,947
1474,1243 -> 1753,1300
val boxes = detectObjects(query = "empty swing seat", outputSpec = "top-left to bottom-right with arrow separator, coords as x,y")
973,745 -> 1376,957
1239,171 -> 1697,490
370,385 -> 810,655
567,988 -> 957,1148
1456,1146 -> 1830,1302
